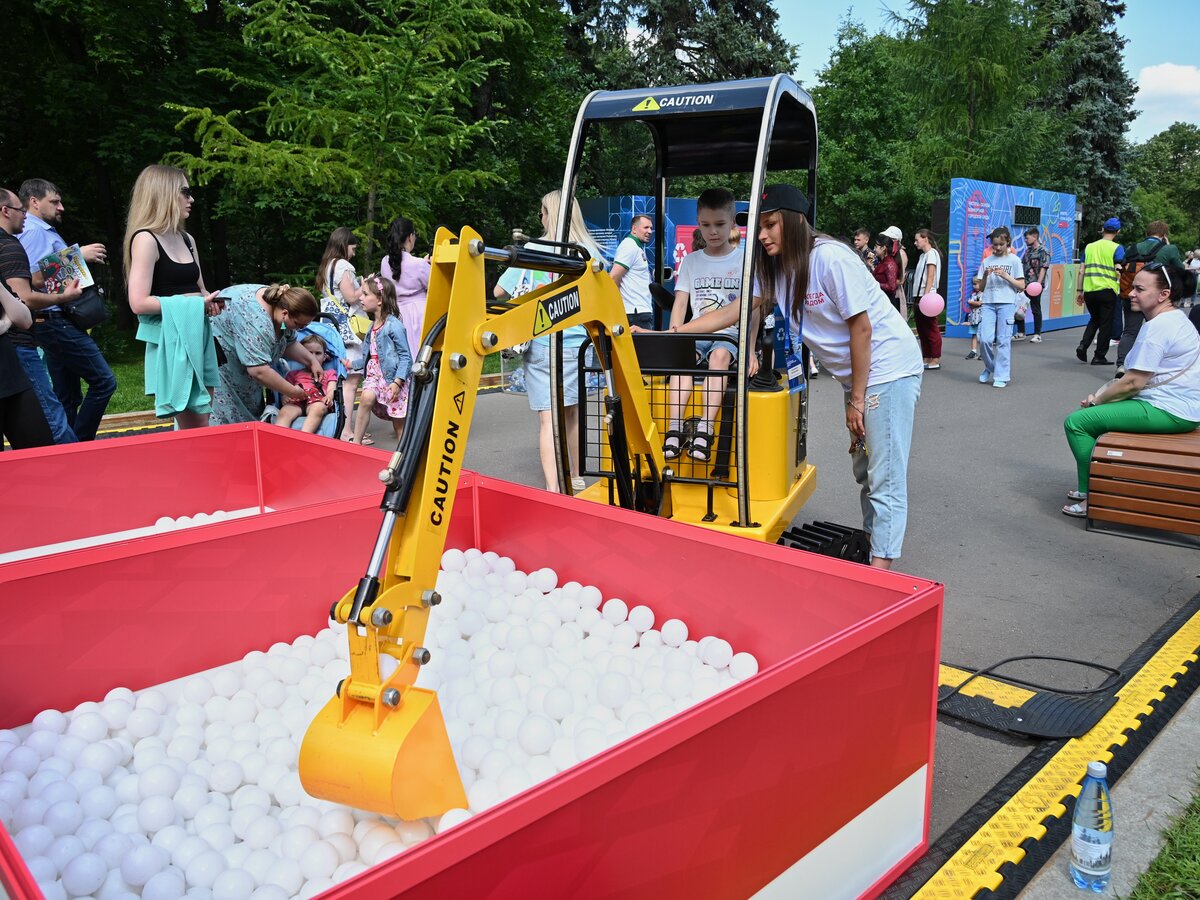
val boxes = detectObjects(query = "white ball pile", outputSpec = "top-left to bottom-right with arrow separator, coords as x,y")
0,548 -> 758,899
423,549 -> 758,815
153,511 -> 231,531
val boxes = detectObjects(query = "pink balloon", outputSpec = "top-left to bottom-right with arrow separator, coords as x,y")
1026,281 -> 1043,297
918,292 -> 945,317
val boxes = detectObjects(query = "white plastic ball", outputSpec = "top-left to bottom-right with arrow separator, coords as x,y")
702,638 -> 734,670
184,849 -> 227,890
136,796 -> 176,833
601,598 -> 628,624
32,710 -> 68,734
141,868 -> 186,900
517,716 -> 556,756
660,619 -> 688,647
730,652 -> 760,680
61,851 -> 108,897
436,808 -> 472,833
597,672 -> 632,710
125,709 -> 160,740
211,868 -> 256,900
120,843 -> 169,887
139,764 -> 181,800
42,800 -> 84,837
578,585 -> 603,609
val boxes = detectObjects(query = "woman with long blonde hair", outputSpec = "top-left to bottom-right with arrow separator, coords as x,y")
493,189 -> 603,492
124,164 -> 223,428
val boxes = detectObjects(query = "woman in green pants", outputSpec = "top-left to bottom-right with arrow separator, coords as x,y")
1063,262 -> 1200,517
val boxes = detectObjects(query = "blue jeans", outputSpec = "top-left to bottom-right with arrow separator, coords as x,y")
979,303 -> 1014,382
33,316 -> 116,441
15,345 -> 76,444
847,373 -> 921,560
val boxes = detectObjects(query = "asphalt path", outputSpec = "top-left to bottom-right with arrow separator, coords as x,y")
364,328 -> 1200,844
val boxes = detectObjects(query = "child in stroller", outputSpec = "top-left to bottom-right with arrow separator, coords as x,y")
270,315 -> 350,437
276,333 -> 339,433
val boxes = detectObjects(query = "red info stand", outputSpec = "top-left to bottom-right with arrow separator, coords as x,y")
0,431 -> 942,900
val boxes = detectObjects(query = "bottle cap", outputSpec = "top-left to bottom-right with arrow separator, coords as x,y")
1087,761 -> 1107,779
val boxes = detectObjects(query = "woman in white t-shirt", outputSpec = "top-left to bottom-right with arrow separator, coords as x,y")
675,183 -> 924,569
316,226 -> 366,440
912,229 -> 943,369
1063,263 -> 1200,517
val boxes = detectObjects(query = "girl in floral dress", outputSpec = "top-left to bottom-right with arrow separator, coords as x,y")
350,274 -> 412,444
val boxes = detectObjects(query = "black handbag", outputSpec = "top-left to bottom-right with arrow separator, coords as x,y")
62,285 -> 109,330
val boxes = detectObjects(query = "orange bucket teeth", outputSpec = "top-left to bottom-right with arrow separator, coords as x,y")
299,690 -> 467,819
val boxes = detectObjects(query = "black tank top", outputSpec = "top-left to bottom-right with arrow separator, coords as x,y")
135,229 -> 201,297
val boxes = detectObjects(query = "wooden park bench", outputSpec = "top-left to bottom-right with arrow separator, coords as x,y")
1087,430 -> 1200,547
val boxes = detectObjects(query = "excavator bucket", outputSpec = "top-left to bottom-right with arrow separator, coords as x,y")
298,688 -> 467,819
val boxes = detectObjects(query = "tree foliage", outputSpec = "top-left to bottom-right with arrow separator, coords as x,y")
1032,0 -> 1138,233
168,0 -> 514,261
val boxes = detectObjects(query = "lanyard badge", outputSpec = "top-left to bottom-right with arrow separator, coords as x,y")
778,303 -> 805,394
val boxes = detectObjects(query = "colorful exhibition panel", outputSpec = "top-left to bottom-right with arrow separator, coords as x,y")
945,178 -> 1080,338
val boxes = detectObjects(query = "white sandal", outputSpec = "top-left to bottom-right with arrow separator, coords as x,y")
1062,501 -> 1088,518
1067,490 -> 1087,501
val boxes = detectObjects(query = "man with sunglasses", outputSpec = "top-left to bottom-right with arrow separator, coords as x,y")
0,186 -> 82,443
13,179 -> 116,441
1115,220 -> 1184,376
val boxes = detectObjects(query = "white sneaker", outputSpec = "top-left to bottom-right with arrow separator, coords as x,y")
1029,334 -> 1042,343
570,477 -> 586,492
1013,333 -> 1026,341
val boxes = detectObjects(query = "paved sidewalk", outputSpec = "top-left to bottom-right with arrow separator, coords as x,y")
1020,688 -> 1200,898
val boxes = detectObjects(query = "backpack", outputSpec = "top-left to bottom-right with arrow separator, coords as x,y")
1118,237 -> 1166,298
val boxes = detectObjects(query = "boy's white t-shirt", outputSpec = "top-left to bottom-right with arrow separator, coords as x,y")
1125,308 -> 1200,422
757,240 -> 923,388
976,251 -> 1024,304
675,245 -> 744,337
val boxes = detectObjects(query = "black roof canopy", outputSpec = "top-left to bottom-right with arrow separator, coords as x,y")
577,76 -> 817,178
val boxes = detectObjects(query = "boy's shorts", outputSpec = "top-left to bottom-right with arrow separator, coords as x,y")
695,336 -> 739,367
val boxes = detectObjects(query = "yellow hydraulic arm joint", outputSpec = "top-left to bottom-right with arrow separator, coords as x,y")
299,226 -> 669,819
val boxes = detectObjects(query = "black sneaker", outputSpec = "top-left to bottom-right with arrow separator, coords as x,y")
965,349 -> 978,360
1090,357 -> 1111,365
1075,347 -> 1087,362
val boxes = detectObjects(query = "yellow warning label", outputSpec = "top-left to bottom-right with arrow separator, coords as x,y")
533,286 -> 582,336
533,303 -> 554,336
632,96 -> 660,112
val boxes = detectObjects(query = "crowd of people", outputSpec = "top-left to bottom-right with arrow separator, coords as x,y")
0,165 -> 431,451
3,167 -> 1200,571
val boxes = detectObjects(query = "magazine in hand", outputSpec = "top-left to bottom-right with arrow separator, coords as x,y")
38,244 -> 95,294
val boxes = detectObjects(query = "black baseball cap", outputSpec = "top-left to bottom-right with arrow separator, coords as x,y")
736,183 -> 810,225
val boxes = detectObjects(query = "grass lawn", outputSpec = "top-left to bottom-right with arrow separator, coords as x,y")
1130,789 -> 1200,898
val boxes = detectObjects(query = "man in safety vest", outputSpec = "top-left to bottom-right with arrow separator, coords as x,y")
1075,217 -> 1125,366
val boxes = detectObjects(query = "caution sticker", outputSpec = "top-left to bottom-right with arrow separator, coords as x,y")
632,97 -> 660,111
533,287 -> 582,336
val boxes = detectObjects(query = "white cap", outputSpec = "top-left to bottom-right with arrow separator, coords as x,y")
1087,761 -> 1107,779
882,225 -> 903,241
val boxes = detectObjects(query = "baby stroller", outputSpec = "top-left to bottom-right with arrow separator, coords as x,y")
264,313 -> 348,438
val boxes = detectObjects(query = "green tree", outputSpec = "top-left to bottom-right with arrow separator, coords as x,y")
1126,123 -> 1200,246
892,0 -> 1056,187
169,0 -> 515,264
633,0 -> 797,85
809,19 -> 925,239
1032,0 -> 1138,233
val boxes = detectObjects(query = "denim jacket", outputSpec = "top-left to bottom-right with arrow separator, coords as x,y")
367,316 -> 413,383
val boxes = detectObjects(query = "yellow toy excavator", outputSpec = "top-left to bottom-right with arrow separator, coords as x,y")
300,74 -> 833,818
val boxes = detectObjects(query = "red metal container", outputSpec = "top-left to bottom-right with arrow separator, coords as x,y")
0,426 -> 942,899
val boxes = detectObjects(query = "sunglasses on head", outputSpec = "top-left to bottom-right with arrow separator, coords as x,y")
1145,260 -> 1172,291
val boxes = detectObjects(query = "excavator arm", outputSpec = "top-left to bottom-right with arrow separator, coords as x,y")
298,227 -> 670,818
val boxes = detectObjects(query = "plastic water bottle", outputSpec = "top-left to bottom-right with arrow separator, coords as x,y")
1069,761 -> 1113,891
